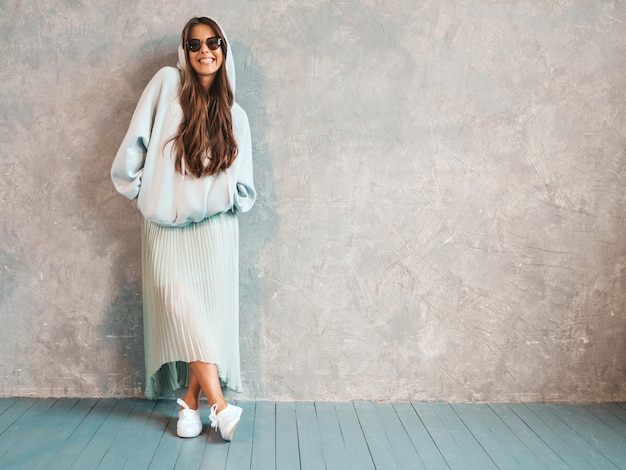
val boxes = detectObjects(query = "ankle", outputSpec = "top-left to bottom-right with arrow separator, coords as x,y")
213,401 -> 228,414
181,396 -> 199,410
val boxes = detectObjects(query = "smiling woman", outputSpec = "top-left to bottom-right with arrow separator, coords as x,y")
110,16 -> 256,443
187,25 -> 224,90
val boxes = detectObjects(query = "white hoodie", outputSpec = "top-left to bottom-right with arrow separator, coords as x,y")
111,19 -> 256,227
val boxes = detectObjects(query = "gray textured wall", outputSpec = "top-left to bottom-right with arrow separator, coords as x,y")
1,0 -> 625,402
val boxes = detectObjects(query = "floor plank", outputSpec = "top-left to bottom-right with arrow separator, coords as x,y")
70,398 -> 139,469
333,402 -> 375,470
0,398 -> 43,438
394,402 -> 449,470
0,399 -> 623,469
314,402 -> 351,470
373,402 -> 427,469
295,401 -> 325,470
452,403 -> 548,469
96,398 -> 159,469
488,404 -> 569,469
412,402 -> 498,470
98,400 -> 162,470
224,401 -> 255,470
552,404 -> 626,469
28,399 -> 97,468
275,402 -> 300,470
602,403 -> 626,426
46,399 -> 118,469
0,399 -> 57,463
355,400 -> 426,470
353,401 -> 401,469
585,404 -> 626,439
0,398 -> 18,416
509,404 -> 617,470
250,401 -> 276,470
173,427 -> 211,470
199,428 -> 230,470
122,399 -> 173,468
148,400 -> 186,470
527,404 -> 624,469
2,399 -> 84,468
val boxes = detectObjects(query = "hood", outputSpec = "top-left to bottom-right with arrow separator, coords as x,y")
177,17 -> 236,95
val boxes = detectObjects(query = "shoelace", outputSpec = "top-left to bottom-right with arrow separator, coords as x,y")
209,403 -> 220,432
177,398 -> 198,421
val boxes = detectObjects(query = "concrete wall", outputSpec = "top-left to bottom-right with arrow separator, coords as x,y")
1,0 -> 625,402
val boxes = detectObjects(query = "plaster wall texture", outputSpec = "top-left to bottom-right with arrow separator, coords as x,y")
1,0 -> 625,402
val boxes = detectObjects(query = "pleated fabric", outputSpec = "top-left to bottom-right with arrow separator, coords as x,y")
140,212 -> 241,400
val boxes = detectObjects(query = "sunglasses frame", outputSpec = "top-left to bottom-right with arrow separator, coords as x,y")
186,37 -> 222,52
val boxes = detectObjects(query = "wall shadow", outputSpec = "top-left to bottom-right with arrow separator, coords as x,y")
74,36 -> 180,396
229,39 -> 278,400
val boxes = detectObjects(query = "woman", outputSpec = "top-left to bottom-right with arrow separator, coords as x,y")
111,17 -> 256,442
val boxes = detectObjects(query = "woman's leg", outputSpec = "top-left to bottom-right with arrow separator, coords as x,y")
188,361 -> 228,413
181,367 -> 201,410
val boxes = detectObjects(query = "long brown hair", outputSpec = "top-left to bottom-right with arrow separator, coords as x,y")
171,17 -> 237,177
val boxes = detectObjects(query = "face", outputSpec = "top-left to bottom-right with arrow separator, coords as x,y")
187,23 -> 224,90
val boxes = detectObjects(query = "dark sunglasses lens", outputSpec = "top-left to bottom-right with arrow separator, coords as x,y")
207,38 -> 220,50
187,39 -> 201,52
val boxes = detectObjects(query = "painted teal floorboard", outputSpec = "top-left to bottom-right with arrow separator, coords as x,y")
0,398 -> 18,416
509,404 -> 610,470
173,429 -> 210,470
412,402 -> 498,470
604,403 -> 626,427
353,401 -> 399,469
526,403 -> 621,470
552,404 -> 626,468
250,401 -> 276,470
333,402 -> 376,470
275,402 -> 300,470
42,398 -> 99,450
452,403 -> 547,469
17,398 -> 93,469
0,398 -> 37,437
395,402 -> 449,470
295,401 -> 325,470
201,416 -> 230,470
96,399 -> 158,469
224,401 -> 255,470
0,399 -> 623,469
376,402 -> 426,469
46,398 -> 118,469
1,399 -> 82,468
147,400 -> 186,470
585,404 -> 626,440
0,399 -> 57,463
487,404 -> 569,469
314,402 -> 351,470
354,401 -> 415,470
70,398 -> 138,470
122,399 -> 173,469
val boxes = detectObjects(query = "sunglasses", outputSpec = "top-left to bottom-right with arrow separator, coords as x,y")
186,37 -> 222,52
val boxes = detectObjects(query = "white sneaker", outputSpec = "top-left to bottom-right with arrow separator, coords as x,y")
209,403 -> 242,441
176,398 -> 202,438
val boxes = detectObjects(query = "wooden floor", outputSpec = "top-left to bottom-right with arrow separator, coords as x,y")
0,399 -> 624,469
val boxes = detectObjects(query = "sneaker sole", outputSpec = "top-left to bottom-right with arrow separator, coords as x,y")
222,408 -> 242,441
177,426 -> 203,438
222,420 -> 239,441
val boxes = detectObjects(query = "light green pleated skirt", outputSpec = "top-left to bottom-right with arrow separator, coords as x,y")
141,212 -> 242,400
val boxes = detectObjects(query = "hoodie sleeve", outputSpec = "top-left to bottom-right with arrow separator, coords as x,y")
232,106 -> 257,213
111,71 -> 162,200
